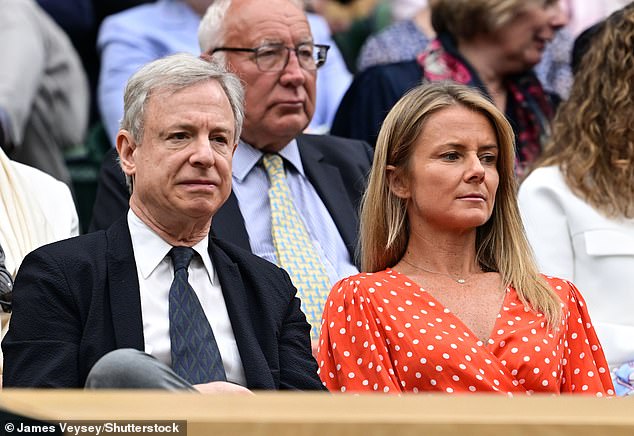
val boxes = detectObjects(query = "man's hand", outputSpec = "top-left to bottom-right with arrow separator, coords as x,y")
193,381 -> 254,395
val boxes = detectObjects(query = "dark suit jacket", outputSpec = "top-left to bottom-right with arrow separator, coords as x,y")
89,134 -> 373,264
2,218 -> 324,390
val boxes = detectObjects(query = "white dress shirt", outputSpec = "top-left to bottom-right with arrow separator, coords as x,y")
128,210 -> 246,385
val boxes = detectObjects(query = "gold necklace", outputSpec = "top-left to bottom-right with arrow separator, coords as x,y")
400,258 -> 479,284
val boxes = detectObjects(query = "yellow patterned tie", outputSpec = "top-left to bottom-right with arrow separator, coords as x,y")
262,153 -> 330,340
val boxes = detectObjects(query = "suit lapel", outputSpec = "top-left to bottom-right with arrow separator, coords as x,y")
211,192 -> 251,251
209,240 -> 274,389
106,217 -> 145,350
297,136 -> 358,258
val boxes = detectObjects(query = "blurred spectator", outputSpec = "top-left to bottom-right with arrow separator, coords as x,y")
0,0 -> 89,186
97,0 -> 350,145
0,146 -> 79,384
357,0 -> 573,100
36,0 -> 153,123
332,0 -> 563,177
519,3 -> 634,390
356,1 -> 433,72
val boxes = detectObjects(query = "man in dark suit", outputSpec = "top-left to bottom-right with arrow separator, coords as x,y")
90,0 -> 373,344
2,53 -> 323,391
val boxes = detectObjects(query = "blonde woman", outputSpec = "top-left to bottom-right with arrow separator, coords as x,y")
318,82 -> 613,395
518,4 -> 634,394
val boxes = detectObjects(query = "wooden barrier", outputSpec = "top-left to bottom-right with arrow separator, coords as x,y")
1,390 -> 632,435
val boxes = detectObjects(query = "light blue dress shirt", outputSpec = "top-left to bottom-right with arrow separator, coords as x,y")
231,140 -> 358,287
97,0 -> 352,144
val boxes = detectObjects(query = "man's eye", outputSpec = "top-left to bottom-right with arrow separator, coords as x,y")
169,132 -> 188,140
211,136 -> 228,144
297,46 -> 313,59
258,47 -> 282,58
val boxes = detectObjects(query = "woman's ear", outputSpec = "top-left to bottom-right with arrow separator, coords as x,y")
116,130 -> 137,179
386,164 -> 410,199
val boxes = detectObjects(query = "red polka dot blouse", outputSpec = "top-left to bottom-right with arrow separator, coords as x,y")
317,269 -> 614,396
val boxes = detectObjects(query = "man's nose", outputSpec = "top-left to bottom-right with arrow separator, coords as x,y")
190,136 -> 216,167
280,50 -> 306,86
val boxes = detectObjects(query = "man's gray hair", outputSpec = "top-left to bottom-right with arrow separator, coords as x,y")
198,0 -> 305,61
121,52 -> 244,143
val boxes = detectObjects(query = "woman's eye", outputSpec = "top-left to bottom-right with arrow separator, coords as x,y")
480,154 -> 498,164
441,152 -> 460,161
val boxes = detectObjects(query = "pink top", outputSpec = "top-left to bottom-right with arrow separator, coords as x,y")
318,269 -> 614,395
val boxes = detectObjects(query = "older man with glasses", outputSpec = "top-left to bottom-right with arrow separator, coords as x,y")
91,0 -> 373,350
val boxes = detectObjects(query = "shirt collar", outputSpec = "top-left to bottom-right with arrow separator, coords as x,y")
127,210 -> 216,285
232,139 -> 305,182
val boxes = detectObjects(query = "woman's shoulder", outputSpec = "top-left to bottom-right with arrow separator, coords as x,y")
331,269 -> 407,297
520,165 -> 565,190
540,274 -> 586,309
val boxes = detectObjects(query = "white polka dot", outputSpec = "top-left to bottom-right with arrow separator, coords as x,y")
469,386 -> 476,392
348,372 -> 355,379
446,387 -> 454,393
511,347 -> 518,354
436,365 -> 443,372
415,372 -> 422,379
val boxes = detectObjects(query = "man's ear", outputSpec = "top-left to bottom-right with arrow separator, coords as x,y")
386,165 -> 410,199
231,142 -> 238,156
116,130 -> 137,178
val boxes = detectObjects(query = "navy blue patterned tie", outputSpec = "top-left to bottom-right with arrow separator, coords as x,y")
168,247 -> 226,384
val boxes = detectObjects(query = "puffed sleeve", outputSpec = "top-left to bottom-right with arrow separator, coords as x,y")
317,276 -> 401,393
558,280 -> 615,396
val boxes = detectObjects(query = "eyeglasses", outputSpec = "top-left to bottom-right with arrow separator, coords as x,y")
211,43 -> 330,72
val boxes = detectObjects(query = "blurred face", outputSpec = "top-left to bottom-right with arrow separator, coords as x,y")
118,80 -> 237,226
491,3 -> 556,72
221,0 -> 316,151
389,105 -> 500,234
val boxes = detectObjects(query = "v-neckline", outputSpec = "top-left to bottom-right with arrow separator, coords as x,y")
388,269 -> 511,348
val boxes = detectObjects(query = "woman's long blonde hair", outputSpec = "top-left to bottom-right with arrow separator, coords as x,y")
359,82 -> 561,326
531,4 -> 634,218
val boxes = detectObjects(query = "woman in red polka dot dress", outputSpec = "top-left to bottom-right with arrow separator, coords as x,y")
317,83 -> 614,396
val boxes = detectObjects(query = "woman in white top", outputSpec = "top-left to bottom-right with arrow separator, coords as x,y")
518,4 -> 634,392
